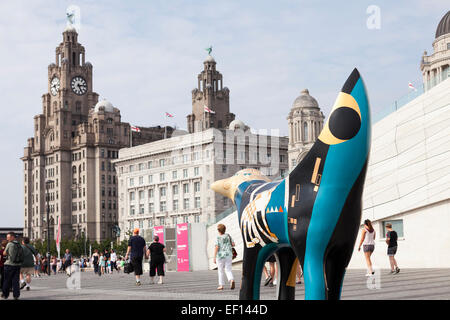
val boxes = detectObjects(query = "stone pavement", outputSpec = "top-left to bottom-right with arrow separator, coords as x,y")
11,268 -> 450,300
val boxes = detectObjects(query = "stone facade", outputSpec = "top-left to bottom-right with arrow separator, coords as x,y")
421,11 -> 450,91
287,89 -> 324,170
187,55 -> 235,133
114,128 -> 288,239
21,27 -> 169,242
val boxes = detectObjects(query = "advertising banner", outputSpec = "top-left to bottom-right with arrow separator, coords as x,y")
176,223 -> 189,272
153,225 -> 165,244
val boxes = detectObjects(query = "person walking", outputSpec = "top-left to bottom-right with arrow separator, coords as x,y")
63,249 -> 73,277
385,223 -> 400,274
34,252 -> 41,278
125,228 -> 147,286
147,236 -> 166,284
0,240 -> 7,297
263,255 -> 276,287
213,224 -> 235,290
110,250 -> 118,273
92,249 -> 100,275
358,219 -> 376,276
51,256 -> 57,275
99,253 -> 106,275
2,232 -> 24,300
19,237 -> 37,291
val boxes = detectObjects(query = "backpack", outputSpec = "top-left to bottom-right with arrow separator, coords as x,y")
11,242 -> 24,264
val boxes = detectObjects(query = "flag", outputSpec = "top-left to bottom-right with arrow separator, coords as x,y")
56,216 -> 61,259
204,105 -> 215,114
165,112 -> 174,118
408,82 -> 417,91
131,125 -> 141,132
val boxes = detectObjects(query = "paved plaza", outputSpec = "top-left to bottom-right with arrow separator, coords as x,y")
11,268 -> 450,300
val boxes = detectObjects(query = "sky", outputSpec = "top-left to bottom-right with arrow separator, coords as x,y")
0,0 -> 448,226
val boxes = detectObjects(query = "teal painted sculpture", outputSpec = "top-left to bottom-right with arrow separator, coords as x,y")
211,69 -> 371,300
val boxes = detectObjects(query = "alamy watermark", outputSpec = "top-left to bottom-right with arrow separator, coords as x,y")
366,5 -> 381,30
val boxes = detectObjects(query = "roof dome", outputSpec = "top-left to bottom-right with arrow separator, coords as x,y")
436,11 -> 450,38
94,100 -> 114,113
292,89 -> 319,109
204,55 -> 216,63
229,119 -> 249,131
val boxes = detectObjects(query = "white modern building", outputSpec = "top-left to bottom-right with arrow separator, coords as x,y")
114,127 -> 288,240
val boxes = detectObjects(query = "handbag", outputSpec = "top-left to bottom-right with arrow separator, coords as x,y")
227,234 -> 237,260
124,259 -> 134,274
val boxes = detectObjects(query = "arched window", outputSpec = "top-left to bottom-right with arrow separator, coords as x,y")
303,122 -> 308,141
72,166 -> 77,174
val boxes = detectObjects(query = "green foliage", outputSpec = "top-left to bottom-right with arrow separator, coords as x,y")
31,237 -> 130,258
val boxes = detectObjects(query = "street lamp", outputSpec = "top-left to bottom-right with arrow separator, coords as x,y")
45,179 -> 54,276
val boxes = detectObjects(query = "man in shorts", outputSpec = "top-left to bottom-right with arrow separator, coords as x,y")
63,249 -> 73,276
125,228 -> 147,286
20,237 -> 37,291
385,223 -> 400,274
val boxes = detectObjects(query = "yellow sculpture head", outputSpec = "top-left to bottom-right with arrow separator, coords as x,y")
211,168 -> 271,203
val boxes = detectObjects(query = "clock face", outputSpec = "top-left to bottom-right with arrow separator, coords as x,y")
50,77 -> 60,96
71,76 -> 88,95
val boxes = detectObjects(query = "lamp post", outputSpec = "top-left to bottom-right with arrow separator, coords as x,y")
45,179 -> 54,276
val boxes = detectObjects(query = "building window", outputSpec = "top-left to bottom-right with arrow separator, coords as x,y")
159,159 -> 165,167
194,167 -> 199,176
138,163 -> 144,171
139,204 -> 144,214
160,187 -> 166,197
183,169 -> 188,178
195,197 -> 200,208
172,216 -> 177,225
160,172 -> 165,182
194,215 -> 200,223
130,192 -> 135,201
130,205 -> 135,215
148,175 -> 153,183
182,154 -> 188,164
222,165 -> 227,174
183,184 -> 189,194
173,199 -> 179,211
139,190 -> 144,200
129,178 -> 134,187
173,185 -> 179,195
139,220 -> 143,229
303,122 -> 308,140
129,165 -> 134,172
139,176 -> 144,185
149,203 -> 154,213
148,218 -> 153,228
148,161 -> 153,169
194,182 -> 200,193
148,189 -> 154,198
172,171 -> 177,179
183,198 -> 189,210
160,201 -> 166,212
381,220 -> 404,238
159,217 -> 165,225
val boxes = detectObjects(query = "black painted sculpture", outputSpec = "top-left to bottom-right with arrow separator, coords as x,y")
211,69 -> 371,300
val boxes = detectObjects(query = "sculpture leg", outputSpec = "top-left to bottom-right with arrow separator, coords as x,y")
324,245 -> 350,300
275,247 -> 297,300
239,245 -> 263,300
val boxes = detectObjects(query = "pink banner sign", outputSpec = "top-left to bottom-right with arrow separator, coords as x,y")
153,226 -> 165,244
176,223 -> 189,272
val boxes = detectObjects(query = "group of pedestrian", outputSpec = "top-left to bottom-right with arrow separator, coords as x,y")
92,249 -> 123,276
1,232 -> 38,300
125,228 -> 167,286
358,219 -> 400,276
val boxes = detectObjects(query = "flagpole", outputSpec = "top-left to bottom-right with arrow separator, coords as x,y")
130,126 -> 132,147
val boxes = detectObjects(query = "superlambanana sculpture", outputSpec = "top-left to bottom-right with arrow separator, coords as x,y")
211,69 -> 371,300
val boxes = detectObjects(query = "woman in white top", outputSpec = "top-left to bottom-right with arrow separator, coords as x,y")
358,219 -> 376,276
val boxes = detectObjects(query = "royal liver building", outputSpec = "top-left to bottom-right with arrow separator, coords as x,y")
21,25 -> 166,242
